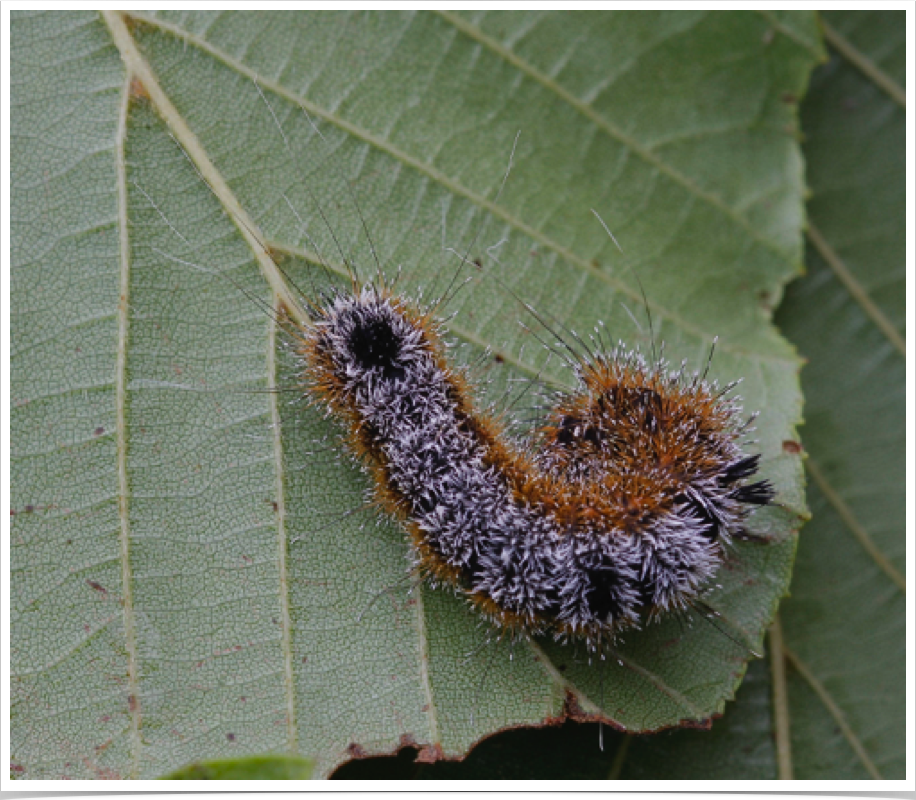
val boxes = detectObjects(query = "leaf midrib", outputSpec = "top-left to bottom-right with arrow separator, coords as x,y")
268,304 -> 299,752
112,45 -> 142,779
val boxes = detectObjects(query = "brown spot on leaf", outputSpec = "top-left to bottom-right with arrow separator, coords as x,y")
347,742 -> 368,759
129,76 -> 149,100
415,743 -> 445,764
557,690 -> 629,734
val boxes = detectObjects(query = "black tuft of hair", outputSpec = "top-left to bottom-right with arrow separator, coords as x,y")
346,312 -> 405,380
731,480 -> 775,506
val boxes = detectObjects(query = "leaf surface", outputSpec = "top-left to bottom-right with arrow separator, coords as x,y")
10,10 -> 815,779
773,10 -> 906,781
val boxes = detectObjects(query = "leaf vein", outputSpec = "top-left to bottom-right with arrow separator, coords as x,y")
821,18 -> 906,109
806,456 -> 905,592
806,223 -> 905,358
437,9 -> 798,264
126,9 -> 795,360
784,645 -> 883,780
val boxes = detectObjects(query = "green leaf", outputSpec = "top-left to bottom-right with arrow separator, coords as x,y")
161,753 -> 313,780
10,10 -> 815,779
773,10 -> 906,780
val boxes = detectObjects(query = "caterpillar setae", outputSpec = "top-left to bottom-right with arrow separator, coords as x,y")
294,274 -> 772,653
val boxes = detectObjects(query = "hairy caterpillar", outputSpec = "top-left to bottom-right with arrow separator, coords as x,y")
297,280 -> 772,652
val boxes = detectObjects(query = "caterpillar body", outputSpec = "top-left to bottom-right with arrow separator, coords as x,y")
295,279 -> 773,651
